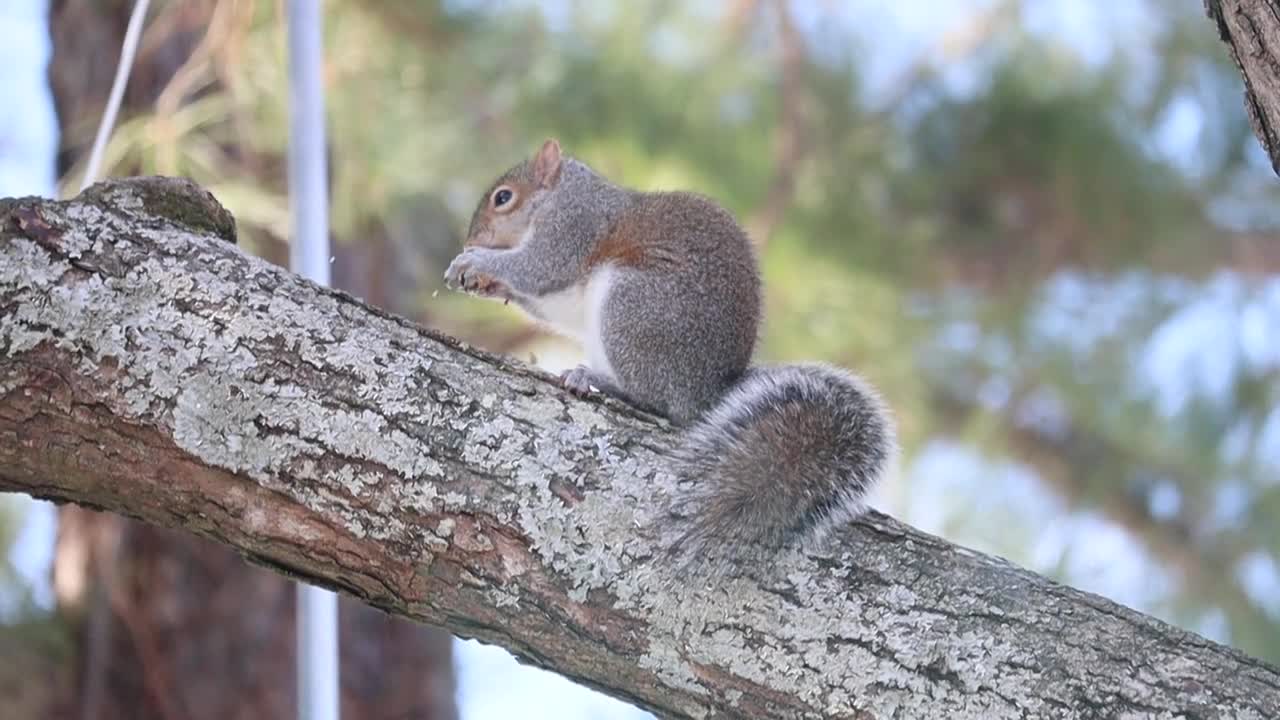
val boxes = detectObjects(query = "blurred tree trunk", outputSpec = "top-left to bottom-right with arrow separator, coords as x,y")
51,513 -> 458,720
43,2 -> 457,718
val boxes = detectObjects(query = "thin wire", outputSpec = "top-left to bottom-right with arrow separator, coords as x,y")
79,0 -> 152,193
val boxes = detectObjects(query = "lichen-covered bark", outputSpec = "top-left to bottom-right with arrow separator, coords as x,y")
1207,0 -> 1280,177
1,178 -> 1278,719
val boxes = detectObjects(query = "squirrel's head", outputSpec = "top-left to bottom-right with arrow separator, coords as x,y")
464,138 -> 564,250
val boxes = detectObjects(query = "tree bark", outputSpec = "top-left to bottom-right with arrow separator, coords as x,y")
1207,0 -> 1280,177
2,178 -> 1279,719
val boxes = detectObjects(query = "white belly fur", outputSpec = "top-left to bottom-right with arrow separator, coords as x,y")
524,265 -> 618,382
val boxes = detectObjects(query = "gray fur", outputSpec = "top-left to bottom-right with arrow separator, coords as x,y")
599,194 -> 762,423
449,143 -> 898,572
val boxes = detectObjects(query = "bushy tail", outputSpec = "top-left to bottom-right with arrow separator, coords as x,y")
668,363 -> 897,568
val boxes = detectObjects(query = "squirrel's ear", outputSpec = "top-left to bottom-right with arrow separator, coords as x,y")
532,138 -> 562,187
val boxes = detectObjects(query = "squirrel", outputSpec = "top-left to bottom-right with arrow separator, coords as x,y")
444,139 -> 897,568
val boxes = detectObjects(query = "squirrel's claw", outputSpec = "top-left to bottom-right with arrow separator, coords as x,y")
443,252 -> 477,291
444,252 -> 510,300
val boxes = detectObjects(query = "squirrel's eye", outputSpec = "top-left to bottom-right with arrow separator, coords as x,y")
493,188 -> 513,207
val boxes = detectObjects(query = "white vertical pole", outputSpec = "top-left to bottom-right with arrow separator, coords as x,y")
286,0 -> 333,288
285,3 -> 339,720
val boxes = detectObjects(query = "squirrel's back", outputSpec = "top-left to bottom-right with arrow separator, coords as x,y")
592,190 -> 759,282
592,189 -> 762,422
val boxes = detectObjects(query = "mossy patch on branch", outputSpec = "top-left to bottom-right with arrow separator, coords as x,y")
80,176 -> 238,245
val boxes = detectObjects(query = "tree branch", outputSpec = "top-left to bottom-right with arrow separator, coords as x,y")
1207,0 -> 1280,177
2,178 -> 1279,719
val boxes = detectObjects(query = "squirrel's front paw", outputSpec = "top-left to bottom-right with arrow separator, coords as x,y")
444,251 -> 510,299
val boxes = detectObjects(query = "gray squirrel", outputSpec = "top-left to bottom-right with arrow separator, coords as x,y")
444,139 -> 897,566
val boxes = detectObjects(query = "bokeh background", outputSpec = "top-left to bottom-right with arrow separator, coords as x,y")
2,0 -> 1278,718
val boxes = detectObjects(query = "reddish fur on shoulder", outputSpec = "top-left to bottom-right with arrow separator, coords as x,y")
586,205 -> 680,270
